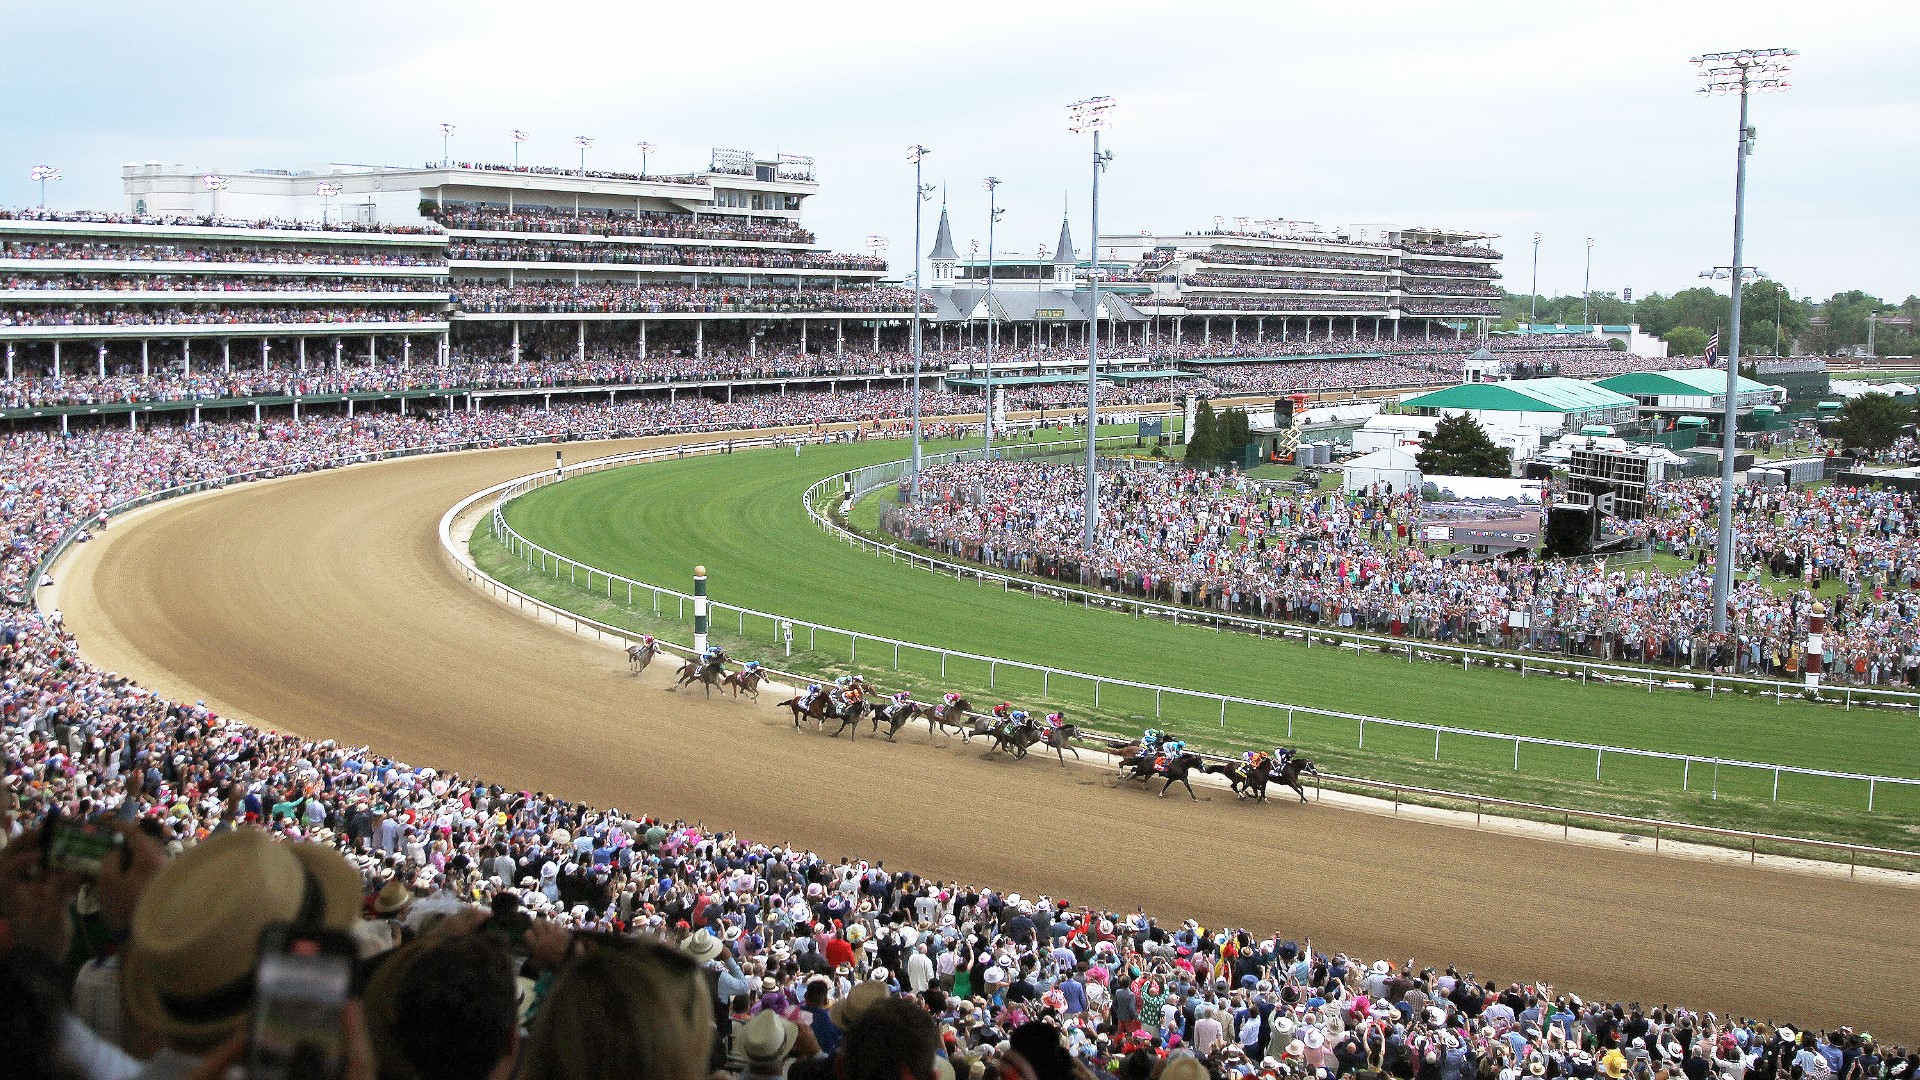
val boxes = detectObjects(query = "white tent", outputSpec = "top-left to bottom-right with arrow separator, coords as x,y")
1342,447 -> 1422,495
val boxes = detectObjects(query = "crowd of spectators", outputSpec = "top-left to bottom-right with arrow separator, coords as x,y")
440,159 -> 708,186
1,275 -> 442,295
1397,280 -> 1502,299
0,306 -> 446,328
449,239 -> 883,271
1,240 -> 444,266
1196,250 -> 1388,272
1392,262 -> 1499,279
1176,297 -> 1388,314
0,206 -> 440,235
431,204 -> 814,245
1181,275 -> 1383,294
455,282 -> 927,315
2,425 -> 1910,1080
1397,241 -> 1500,259
883,460 -> 1920,685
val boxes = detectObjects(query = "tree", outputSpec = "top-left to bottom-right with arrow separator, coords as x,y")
1416,414 -> 1512,478
1188,400 -> 1221,466
1664,326 -> 1709,357
1832,392 -> 1911,453
1221,408 -> 1252,466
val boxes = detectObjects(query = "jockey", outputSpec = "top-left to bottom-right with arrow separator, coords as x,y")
1043,712 -> 1066,731
1160,739 -> 1187,762
991,702 -> 1013,720
1244,749 -> 1271,770
741,660 -> 761,678
701,644 -> 727,674
946,692 -> 966,709
1007,709 -> 1029,730
889,691 -> 912,712
803,683 -> 824,709
1141,728 -> 1163,751
641,634 -> 655,649
1271,747 -> 1296,771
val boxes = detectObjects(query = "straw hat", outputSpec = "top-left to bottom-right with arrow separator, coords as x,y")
739,1009 -> 800,1064
123,830 -> 360,1042
374,880 -> 413,915
683,928 -> 724,963
829,980 -> 892,1028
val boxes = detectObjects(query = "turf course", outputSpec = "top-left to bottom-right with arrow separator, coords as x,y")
478,431 -> 1920,851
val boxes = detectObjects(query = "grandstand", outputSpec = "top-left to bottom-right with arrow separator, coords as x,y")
1100,221 -> 1506,346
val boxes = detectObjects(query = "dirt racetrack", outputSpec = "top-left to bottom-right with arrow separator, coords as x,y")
55,433 -> 1920,1040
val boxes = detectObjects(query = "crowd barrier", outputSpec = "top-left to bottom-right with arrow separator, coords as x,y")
483,440 -> 1920,819
454,447 -> 1920,875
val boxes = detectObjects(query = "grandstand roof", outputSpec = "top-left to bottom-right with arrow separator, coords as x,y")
1401,377 -> 1635,414
1594,370 -> 1778,397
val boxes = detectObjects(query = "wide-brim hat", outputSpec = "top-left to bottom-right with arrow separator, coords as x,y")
740,1008 -> 800,1064
829,980 -> 891,1028
1372,960 -> 1391,976
123,829 -> 361,1043
1303,1028 -> 1327,1050
683,928 -> 724,963
373,879 -> 413,915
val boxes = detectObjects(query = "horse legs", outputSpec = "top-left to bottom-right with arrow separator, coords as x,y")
1181,776 -> 1198,800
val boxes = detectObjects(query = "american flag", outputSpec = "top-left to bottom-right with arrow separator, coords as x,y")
1704,330 -> 1720,367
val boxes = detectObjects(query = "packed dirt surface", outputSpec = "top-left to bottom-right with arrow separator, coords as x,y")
55,433 -> 1920,1041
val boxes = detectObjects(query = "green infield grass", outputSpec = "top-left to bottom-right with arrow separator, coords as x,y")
474,431 -> 1920,854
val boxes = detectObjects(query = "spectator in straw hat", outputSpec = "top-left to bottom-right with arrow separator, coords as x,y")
121,828 -> 361,1080
737,1008 -> 801,1079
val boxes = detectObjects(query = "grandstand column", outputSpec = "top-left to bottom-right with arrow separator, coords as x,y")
52,340 -> 61,379
6,343 -> 14,380
836,319 -> 844,357
261,339 -> 270,372
223,338 -> 231,374
140,339 -> 148,377
97,342 -> 106,379
800,319 -> 807,354
1392,318 -> 1400,342
439,333 -> 449,367
1256,318 -> 1264,344
1352,317 -> 1359,340
1203,317 -> 1211,344
335,340 -> 344,371
1280,318 -> 1287,342
368,334 -> 376,366
402,337 -> 411,369
696,321 -> 704,359
1806,603 -> 1826,688
1231,318 -> 1238,344
182,339 -> 191,376
511,322 -> 520,363
692,566 -> 709,653
577,321 -> 585,363
638,320 -> 647,359
873,323 -> 880,351
298,337 -> 306,372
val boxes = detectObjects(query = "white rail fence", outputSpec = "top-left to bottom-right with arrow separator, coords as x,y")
818,458 -> 1920,714
485,442 -> 1920,816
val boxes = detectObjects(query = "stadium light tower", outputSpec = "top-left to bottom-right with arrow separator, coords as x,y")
439,122 -> 457,166
637,141 -> 656,177
315,181 -> 342,226
511,130 -> 529,168
982,176 -> 1005,460
1583,238 -> 1594,325
1068,94 -> 1115,560
1036,243 -> 1050,294
1529,232 -> 1541,327
907,145 -> 934,499
575,135 -> 595,174
1693,45 -> 1795,634
202,173 -> 230,217
29,165 -> 61,207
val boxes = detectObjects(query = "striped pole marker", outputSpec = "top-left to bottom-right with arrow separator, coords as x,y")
1804,602 -> 1824,690
693,565 -> 709,655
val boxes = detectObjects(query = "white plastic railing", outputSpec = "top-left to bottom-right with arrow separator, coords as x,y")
485,444 -> 1920,815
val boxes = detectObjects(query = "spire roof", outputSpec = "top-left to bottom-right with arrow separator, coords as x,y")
1053,215 -> 1076,265
929,201 -> 958,263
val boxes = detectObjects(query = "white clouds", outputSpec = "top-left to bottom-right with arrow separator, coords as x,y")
1,0 -> 1912,299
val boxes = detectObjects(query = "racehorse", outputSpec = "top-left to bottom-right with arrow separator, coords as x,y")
1205,756 -> 1320,803
1122,752 -> 1206,800
919,695 -> 977,739
777,691 -> 870,739
1105,735 -> 1176,771
722,668 -> 767,701
626,641 -> 661,675
998,721 -> 1081,766
675,658 -> 725,698
868,699 -> 917,741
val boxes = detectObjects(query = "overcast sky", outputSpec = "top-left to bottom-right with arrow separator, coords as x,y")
3,1 -> 1911,304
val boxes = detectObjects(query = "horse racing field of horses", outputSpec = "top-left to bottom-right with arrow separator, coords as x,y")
474,430 -> 1920,856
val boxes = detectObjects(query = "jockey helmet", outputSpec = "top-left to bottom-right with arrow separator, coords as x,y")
1010,710 -> 1028,721
892,691 -> 911,702
808,684 -> 821,694
1046,713 -> 1063,724
945,692 -> 961,704
1144,728 -> 1161,741
642,635 -> 654,645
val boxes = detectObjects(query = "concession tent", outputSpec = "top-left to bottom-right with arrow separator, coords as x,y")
1341,447 -> 1422,495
